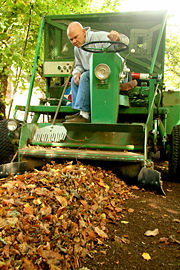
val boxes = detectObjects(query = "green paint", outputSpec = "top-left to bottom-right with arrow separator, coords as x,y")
90,53 -> 123,123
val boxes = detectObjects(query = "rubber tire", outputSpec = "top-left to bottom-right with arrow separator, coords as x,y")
169,125 -> 180,181
0,120 -> 16,164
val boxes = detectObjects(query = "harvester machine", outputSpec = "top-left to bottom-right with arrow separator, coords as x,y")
1,10 -> 180,194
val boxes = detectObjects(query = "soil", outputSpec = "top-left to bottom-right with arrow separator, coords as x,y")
81,161 -> 180,270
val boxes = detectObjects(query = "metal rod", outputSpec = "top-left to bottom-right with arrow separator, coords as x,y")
19,149 -> 144,161
144,82 -> 159,162
30,142 -> 143,151
51,61 -> 75,126
146,82 -> 159,129
149,12 -> 167,76
24,16 -> 45,122
144,125 -> 148,162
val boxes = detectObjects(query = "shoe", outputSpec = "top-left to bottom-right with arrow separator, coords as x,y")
65,114 -> 90,123
65,112 -> 80,120
120,80 -> 138,91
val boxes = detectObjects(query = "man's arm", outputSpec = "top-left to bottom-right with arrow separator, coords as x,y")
89,30 -> 129,48
73,51 -> 84,74
107,31 -> 129,45
72,48 -> 85,85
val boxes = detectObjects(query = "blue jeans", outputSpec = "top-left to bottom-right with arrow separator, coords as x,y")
71,71 -> 90,112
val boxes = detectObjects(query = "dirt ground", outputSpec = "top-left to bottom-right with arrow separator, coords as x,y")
81,161 -> 180,270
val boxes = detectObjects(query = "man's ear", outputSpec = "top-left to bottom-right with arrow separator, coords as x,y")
82,28 -> 86,40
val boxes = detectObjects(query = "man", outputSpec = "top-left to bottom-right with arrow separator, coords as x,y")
66,22 -> 136,123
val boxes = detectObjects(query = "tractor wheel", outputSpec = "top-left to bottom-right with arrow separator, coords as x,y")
0,120 -> 16,164
169,125 -> 180,181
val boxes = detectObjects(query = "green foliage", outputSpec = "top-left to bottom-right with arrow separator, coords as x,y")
1,0 -> 179,104
165,32 -> 180,90
92,0 -> 121,12
0,0 -> 94,95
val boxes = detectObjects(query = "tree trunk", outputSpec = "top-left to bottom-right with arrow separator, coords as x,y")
0,72 -> 8,120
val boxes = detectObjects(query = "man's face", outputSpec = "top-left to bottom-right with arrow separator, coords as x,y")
67,26 -> 86,48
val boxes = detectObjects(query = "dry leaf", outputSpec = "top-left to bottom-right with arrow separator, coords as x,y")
144,228 -> 159,237
50,264 -> 63,270
91,203 -> 99,211
169,235 -> 180,244
114,235 -> 121,242
40,205 -> 52,216
6,217 -> 18,227
2,198 -> 14,205
55,195 -> 68,207
24,206 -> 34,215
39,249 -> 62,265
101,213 -> 106,219
2,244 -> 10,258
79,219 -> 86,228
121,236 -> 130,244
159,237 -> 169,244
142,252 -> 151,260
131,185 -> 139,190
128,208 -> 134,213
21,258 -> 37,270
0,218 -> 6,229
97,179 -> 107,188
61,219 -> 68,230
173,219 -> 180,223
85,228 -> 97,240
115,207 -> 123,213
94,227 -> 108,239
121,220 -> 129,224
80,200 -> 88,211
111,199 -> 116,208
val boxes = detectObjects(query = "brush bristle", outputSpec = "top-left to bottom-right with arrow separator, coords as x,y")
33,126 -> 67,143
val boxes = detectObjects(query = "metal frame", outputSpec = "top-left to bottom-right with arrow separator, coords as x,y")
12,11 -> 180,169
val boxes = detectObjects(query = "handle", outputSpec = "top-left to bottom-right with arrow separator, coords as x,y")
51,61 -> 75,125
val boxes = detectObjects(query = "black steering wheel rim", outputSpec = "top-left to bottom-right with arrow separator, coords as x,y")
81,40 -> 128,53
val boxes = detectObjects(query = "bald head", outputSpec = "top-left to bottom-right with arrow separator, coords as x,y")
67,22 -> 86,48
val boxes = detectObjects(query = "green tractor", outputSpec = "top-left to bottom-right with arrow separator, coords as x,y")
1,10 -> 180,193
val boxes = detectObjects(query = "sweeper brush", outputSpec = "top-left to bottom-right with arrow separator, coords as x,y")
33,61 -> 74,143
33,125 -> 67,143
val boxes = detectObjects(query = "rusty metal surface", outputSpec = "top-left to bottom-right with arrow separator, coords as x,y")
19,146 -> 144,162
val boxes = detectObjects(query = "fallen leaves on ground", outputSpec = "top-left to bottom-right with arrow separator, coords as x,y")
0,161 -> 133,269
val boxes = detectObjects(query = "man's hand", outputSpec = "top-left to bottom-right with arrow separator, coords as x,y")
74,73 -> 81,86
107,30 -> 120,41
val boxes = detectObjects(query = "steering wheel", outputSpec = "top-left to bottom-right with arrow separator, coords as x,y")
81,40 -> 128,53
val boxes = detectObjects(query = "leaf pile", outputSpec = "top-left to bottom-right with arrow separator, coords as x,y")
0,161 -> 133,269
